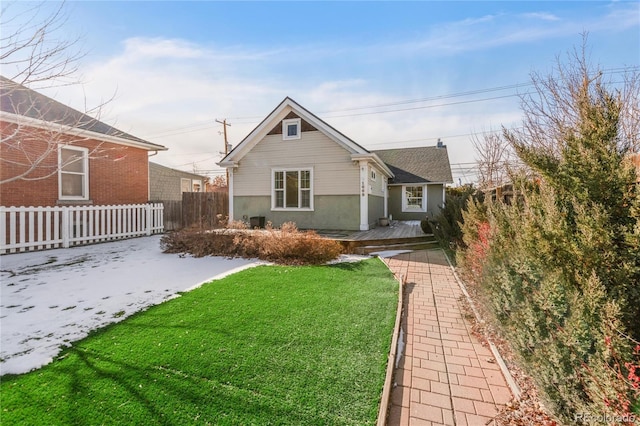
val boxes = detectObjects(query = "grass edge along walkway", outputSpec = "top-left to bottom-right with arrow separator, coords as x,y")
1,258 -> 398,426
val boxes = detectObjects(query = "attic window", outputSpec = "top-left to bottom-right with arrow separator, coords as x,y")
282,118 -> 301,140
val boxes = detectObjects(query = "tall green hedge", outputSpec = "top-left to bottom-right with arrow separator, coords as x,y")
457,64 -> 640,424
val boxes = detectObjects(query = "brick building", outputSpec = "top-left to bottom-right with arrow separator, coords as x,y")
0,76 -> 167,207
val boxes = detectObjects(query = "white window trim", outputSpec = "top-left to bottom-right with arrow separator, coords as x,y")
271,167 -> 314,211
370,167 -> 377,181
192,179 -> 202,192
402,184 -> 427,212
58,145 -> 89,201
282,118 -> 301,140
180,178 -> 191,193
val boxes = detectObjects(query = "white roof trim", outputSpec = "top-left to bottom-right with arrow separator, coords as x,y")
219,97 -> 369,166
350,153 -> 394,178
388,181 -> 453,186
0,111 -> 167,152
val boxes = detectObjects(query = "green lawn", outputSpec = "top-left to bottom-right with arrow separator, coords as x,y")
1,258 -> 398,425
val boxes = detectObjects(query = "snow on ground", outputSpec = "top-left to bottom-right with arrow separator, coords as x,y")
0,235 -> 261,376
368,250 -> 413,258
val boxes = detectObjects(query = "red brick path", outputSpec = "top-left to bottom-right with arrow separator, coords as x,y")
383,250 -> 512,426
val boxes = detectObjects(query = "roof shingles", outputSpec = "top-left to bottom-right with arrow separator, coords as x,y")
0,76 -> 166,150
374,146 -> 453,184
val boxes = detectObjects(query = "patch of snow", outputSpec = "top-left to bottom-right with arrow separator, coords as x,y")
0,235 -> 262,376
369,250 -> 413,258
327,254 -> 370,264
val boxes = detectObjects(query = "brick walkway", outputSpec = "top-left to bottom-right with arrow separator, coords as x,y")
383,249 -> 513,426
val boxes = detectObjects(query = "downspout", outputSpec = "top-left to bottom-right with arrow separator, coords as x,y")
384,176 -> 388,218
147,151 -> 158,201
228,168 -> 234,222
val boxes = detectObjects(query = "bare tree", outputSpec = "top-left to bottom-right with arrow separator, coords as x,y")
1,1 -> 84,88
0,2 -> 134,186
472,130 -> 515,190
1,77 -> 126,185
506,35 -> 640,157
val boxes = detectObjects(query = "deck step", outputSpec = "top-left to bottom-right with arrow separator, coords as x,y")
354,240 -> 440,255
338,234 -> 436,254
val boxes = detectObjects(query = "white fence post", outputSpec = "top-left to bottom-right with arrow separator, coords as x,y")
146,204 -> 152,236
61,207 -> 70,248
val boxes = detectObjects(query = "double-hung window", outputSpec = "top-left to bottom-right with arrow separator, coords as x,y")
403,185 -> 426,212
58,146 -> 89,200
272,168 -> 312,210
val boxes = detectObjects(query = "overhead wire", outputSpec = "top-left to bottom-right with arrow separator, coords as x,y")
144,65 -> 638,177
136,66 -> 637,139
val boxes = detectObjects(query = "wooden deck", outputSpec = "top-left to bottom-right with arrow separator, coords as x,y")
342,220 -> 425,241
322,221 -> 437,254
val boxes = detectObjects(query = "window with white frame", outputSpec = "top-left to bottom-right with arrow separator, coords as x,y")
403,185 -> 426,212
181,178 -> 202,192
370,167 -> 377,181
181,178 -> 191,193
282,118 -> 301,140
59,146 -> 89,200
272,168 -> 312,210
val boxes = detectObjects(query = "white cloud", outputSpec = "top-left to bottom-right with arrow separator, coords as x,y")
34,0 -> 636,184
122,37 -> 205,59
397,4 -> 637,55
38,33 -> 526,181
520,12 -> 561,22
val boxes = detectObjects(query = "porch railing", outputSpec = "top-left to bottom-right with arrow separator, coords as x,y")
0,203 -> 164,254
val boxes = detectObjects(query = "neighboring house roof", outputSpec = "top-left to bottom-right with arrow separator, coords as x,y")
219,96 -> 393,177
0,75 -> 167,151
373,146 -> 453,184
149,162 -> 206,181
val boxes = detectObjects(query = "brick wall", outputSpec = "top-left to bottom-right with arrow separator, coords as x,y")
1,122 -> 150,207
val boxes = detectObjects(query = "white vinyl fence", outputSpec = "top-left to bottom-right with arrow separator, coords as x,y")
0,203 -> 164,254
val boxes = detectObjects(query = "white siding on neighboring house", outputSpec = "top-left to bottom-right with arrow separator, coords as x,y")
234,130 -> 359,197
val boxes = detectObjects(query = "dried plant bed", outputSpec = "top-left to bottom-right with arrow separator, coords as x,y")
2,259 -> 398,425
161,222 -> 343,265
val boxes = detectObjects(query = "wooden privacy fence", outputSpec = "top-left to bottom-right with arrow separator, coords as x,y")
158,192 -> 228,231
0,203 -> 164,254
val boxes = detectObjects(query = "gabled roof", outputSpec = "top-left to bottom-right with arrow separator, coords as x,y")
373,146 -> 453,184
219,96 -> 393,176
0,76 -> 167,151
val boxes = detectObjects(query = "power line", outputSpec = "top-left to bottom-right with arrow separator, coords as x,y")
134,66 -> 638,140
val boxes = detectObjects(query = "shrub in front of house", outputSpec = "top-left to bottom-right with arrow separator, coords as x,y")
456,59 -> 640,424
431,185 -> 483,253
419,217 -> 432,234
160,221 -> 342,265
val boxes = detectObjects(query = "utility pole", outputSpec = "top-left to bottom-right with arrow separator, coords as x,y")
216,118 -> 231,187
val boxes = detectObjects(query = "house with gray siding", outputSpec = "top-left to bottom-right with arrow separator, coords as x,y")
373,145 -> 452,221
218,97 -> 452,231
149,162 -> 205,201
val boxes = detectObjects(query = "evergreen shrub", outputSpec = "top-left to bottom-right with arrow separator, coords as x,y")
457,56 -> 640,424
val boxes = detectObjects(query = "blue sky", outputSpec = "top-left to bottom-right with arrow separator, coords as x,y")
3,1 -> 639,183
